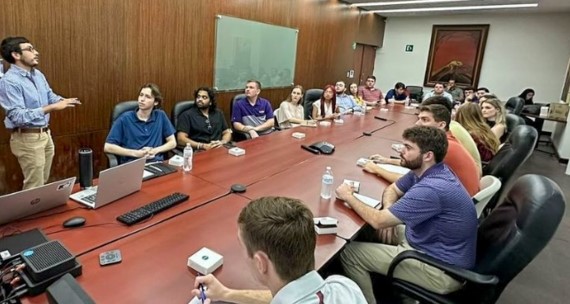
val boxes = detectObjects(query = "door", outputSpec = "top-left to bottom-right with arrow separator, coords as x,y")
353,44 -> 377,86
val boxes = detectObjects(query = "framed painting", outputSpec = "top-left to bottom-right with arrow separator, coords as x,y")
424,24 -> 489,88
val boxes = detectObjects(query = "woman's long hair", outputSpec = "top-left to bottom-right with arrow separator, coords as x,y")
320,85 -> 336,116
456,103 -> 500,154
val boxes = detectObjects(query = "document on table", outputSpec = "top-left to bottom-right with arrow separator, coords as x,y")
377,164 -> 410,175
342,193 -> 382,209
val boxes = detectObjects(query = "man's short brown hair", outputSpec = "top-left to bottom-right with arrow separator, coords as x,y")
238,196 -> 315,282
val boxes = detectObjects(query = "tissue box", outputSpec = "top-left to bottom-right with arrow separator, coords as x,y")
319,121 -> 331,127
314,217 -> 338,235
292,132 -> 306,139
187,247 -> 223,275
228,147 -> 245,156
333,119 -> 344,124
168,155 -> 184,167
343,179 -> 360,193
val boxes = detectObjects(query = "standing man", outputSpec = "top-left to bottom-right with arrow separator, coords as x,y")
231,80 -> 274,139
335,81 -> 362,113
0,37 -> 81,190
423,82 -> 453,105
446,79 -> 464,103
358,76 -> 386,106
191,196 -> 367,303
176,87 -> 232,151
337,126 -> 477,304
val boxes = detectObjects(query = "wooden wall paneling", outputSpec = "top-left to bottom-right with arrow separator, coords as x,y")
356,11 -> 385,47
0,0 -> 384,194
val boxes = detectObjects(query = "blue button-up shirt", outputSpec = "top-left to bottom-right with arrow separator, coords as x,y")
336,93 -> 362,113
0,65 -> 62,128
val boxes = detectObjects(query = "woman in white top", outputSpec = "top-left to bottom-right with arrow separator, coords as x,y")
312,85 -> 340,120
277,85 -> 316,129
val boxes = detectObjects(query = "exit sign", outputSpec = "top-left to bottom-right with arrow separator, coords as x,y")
405,45 -> 414,52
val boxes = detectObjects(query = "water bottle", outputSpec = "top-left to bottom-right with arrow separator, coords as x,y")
320,166 -> 334,199
183,143 -> 193,173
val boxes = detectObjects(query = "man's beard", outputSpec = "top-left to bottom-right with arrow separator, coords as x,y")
401,154 -> 422,170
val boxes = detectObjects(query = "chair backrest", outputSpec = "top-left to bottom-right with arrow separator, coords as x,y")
230,94 -> 248,141
473,175 -> 502,218
505,97 -> 525,115
504,113 -> 526,141
474,174 -> 565,300
110,101 -> 139,127
171,100 -> 195,128
303,89 -> 323,119
273,108 -> 281,130
407,86 -> 424,102
230,93 -> 246,120
483,125 -> 538,211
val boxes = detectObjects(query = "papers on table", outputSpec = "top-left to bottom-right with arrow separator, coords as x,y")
353,193 -> 382,209
377,164 -> 410,175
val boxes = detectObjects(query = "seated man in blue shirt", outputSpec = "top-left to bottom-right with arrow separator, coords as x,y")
336,125 -> 477,304
335,81 -> 362,113
104,83 -> 176,164
423,82 -> 453,105
231,80 -> 274,139
191,196 -> 367,303
385,82 -> 410,104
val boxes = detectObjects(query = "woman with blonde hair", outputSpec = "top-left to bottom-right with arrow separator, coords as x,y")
456,103 -> 500,162
276,85 -> 316,128
480,98 -> 507,142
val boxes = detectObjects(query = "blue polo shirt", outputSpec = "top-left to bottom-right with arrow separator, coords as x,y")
106,109 -> 175,164
389,162 -> 477,269
385,89 -> 408,101
231,97 -> 274,135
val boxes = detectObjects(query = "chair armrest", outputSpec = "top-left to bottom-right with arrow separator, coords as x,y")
387,250 -> 498,286
106,153 -> 119,168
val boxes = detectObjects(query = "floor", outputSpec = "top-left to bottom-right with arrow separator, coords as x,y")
498,145 -> 570,304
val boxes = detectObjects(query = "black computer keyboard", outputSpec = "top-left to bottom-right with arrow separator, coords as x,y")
143,162 -> 178,181
116,192 -> 189,226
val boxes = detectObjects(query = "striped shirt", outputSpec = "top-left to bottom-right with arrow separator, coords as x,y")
0,65 -> 61,128
390,162 -> 478,269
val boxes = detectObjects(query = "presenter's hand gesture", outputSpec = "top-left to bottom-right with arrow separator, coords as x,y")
54,98 -> 81,110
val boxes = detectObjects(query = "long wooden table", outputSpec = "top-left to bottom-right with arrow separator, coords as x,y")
10,105 -> 417,303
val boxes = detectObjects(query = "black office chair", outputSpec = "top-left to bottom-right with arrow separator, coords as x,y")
171,100 -> 195,128
386,174 -> 565,304
171,100 -> 195,154
303,89 -> 323,120
407,86 -> 424,102
230,94 -> 251,142
106,101 -> 139,167
482,125 -> 538,214
504,113 -> 526,141
505,97 -> 525,115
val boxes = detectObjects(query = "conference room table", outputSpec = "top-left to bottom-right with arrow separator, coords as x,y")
23,194 -> 346,304
13,104 -> 418,303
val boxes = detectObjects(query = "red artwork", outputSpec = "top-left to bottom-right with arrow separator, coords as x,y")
424,24 -> 489,88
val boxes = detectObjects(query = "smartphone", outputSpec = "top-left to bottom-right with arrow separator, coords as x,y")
223,142 -> 236,149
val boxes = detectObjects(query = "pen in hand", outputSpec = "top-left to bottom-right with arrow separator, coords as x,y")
199,283 -> 206,303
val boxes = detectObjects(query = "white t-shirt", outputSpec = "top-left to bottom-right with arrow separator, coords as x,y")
312,99 -> 334,118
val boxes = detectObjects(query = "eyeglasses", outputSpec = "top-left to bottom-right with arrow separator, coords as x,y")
20,46 -> 37,53
205,119 -> 212,132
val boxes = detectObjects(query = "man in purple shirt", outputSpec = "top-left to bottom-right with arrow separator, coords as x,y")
0,37 -> 81,190
231,80 -> 274,139
336,125 -> 477,303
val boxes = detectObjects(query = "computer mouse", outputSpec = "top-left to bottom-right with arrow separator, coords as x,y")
63,216 -> 86,228
230,184 -> 246,193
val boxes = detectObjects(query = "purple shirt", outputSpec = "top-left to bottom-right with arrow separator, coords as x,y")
389,162 -> 477,269
231,97 -> 274,135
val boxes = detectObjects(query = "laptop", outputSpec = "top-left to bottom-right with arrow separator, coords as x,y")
0,177 -> 76,225
70,157 -> 146,209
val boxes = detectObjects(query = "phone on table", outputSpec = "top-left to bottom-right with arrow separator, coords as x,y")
223,141 -> 236,149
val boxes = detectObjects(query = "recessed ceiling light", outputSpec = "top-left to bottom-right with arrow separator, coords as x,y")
371,3 -> 539,13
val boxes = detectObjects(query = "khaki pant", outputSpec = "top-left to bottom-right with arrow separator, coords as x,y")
341,225 -> 462,304
10,130 -> 54,190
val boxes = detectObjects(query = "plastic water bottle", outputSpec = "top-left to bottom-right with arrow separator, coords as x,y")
183,143 -> 193,173
320,166 -> 334,199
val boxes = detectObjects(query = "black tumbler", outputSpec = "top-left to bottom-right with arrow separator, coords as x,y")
78,148 -> 93,189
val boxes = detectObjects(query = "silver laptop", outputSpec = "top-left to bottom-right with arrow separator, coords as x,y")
70,157 -> 146,209
0,177 -> 76,225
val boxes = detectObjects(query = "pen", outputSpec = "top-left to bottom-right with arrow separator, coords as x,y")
390,156 -> 400,159
199,283 -> 206,303
374,116 -> 387,121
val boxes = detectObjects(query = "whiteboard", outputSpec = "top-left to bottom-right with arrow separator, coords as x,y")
214,15 -> 298,91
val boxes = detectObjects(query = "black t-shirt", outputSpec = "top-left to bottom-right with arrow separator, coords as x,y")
176,106 -> 229,144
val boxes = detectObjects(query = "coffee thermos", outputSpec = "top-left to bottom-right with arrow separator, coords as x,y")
78,148 -> 93,189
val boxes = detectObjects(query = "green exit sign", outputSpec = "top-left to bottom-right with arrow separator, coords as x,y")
405,45 -> 414,52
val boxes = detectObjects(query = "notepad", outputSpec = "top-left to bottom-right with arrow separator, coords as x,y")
377,164 -> 410,175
